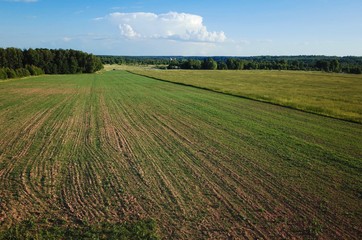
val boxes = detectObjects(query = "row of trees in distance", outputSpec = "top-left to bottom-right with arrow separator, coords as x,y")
0,48 -> 103,80
167,58 -> 356,72
98,55 -> 362,74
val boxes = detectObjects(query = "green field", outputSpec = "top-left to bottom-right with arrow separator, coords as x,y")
0,71 -> 361,239
129,69 -> 362,123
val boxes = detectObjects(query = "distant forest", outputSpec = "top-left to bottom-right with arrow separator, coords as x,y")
99,55 -> 362,74
0,48 -> 103,80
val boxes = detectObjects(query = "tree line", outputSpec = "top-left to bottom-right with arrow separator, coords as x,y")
167,57 -> 362,73
98,55 -> 362,74
99,56 -> 170,66
0,48 -> 103,80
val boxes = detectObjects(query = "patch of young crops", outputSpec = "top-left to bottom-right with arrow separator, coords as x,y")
0,71 -> 361,239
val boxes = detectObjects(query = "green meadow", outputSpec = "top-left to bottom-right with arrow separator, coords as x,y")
130,69 -> 362,123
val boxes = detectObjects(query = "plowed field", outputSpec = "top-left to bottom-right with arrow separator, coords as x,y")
0,71 -> 361,239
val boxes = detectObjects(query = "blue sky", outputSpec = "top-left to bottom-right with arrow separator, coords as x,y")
0,0 -> 361,56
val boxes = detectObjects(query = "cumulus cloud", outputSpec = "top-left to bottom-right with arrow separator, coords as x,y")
119,24 -> 140,39
99,11 -> 226,43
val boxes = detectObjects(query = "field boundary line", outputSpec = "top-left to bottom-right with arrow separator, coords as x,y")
0,75 -> 43,83
127,70 -> 361,125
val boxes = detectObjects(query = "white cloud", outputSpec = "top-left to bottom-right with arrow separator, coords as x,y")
62,37 -> 72,42
119,24 -> 140,39
100,11 -> 226,43
93,17 -> 103,21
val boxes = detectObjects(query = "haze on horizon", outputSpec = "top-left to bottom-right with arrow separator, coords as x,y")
0,0 -> 361,56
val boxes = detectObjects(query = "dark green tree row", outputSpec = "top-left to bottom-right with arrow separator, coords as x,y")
98,55 -> 362,74
0,65 -> 44,80
168,58 -> 218,70
168,57 -> 361,74
98,55 -> 171,65
0,48 -> 103,80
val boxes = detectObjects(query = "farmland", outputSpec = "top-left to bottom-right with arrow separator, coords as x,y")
0,71 -> 361,239
129,68 -> 362,123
